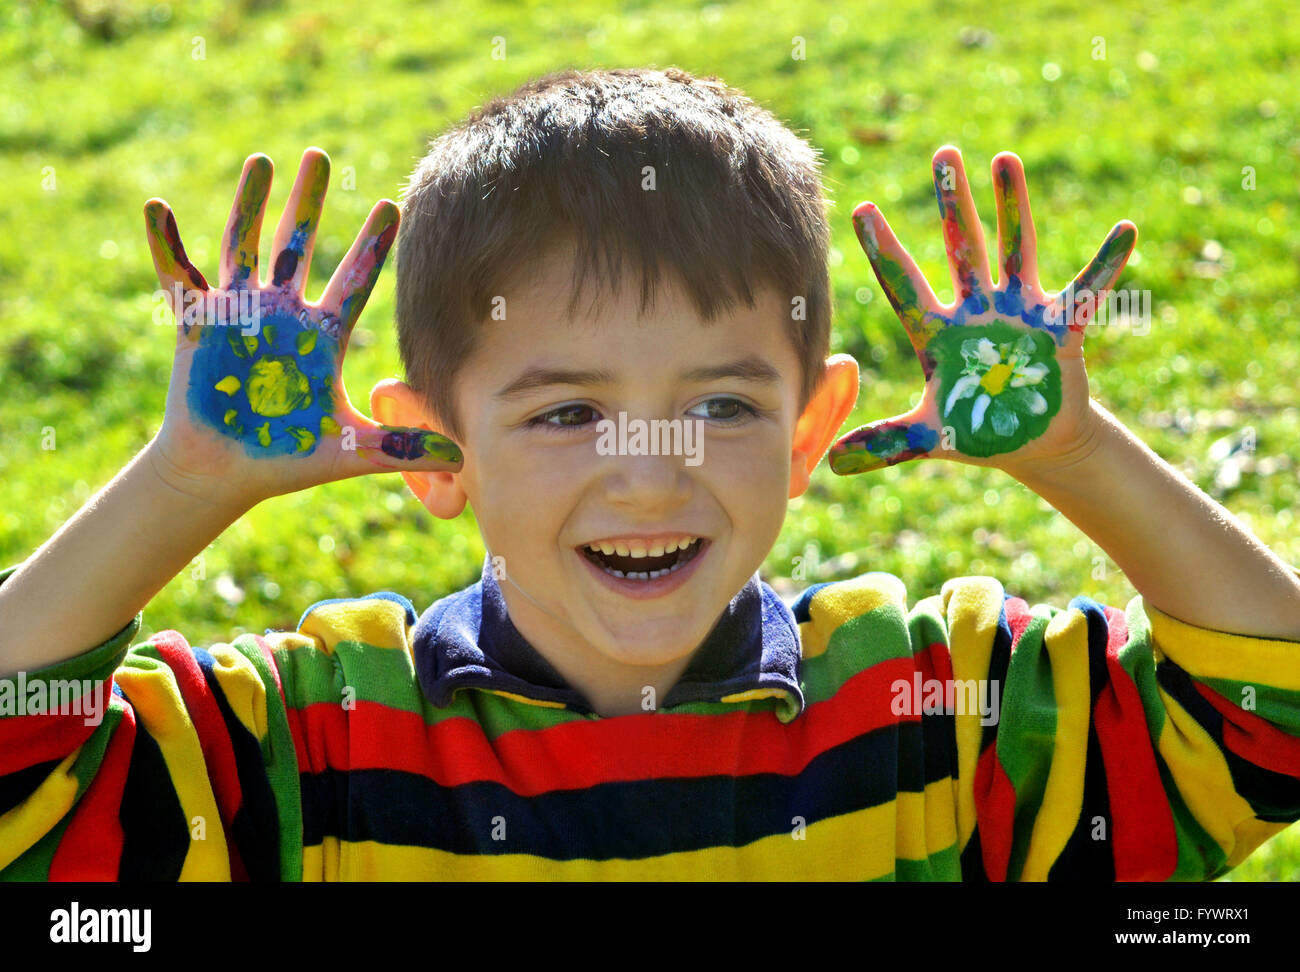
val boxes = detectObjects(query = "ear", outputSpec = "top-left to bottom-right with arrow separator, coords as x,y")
369,378 -> 468,519
789,354 -> 860,499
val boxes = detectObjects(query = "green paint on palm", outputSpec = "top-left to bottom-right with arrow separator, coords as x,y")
929,321 -> 1060,457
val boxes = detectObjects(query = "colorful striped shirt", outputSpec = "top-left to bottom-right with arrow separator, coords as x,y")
2,556 -> 1298,881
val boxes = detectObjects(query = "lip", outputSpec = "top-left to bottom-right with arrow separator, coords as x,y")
576,538 -> 711,601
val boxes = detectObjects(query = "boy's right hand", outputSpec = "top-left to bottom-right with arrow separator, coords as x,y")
144,147 -> 463,507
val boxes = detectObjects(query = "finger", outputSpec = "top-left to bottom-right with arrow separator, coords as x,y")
990,151 -> 1040,294
853,201 -> 946,364
931,145 -> 995,311
336,421 -> 464,474
1048,220 -> 1138,333
828,411 -> 942,476
319,200 -> 400,337
144,198 -> 209,337
220,153 -> 273,290
269,147 -> 330,294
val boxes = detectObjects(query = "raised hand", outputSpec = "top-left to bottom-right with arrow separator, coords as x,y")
828,146 -> 1136,476
144,148 -> 462,502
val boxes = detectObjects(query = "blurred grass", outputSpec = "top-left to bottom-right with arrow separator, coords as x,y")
1,0 -> 1297,878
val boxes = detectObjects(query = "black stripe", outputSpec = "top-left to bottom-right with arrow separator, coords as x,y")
1047,597 -> 1116,880
0,759 -> 61,817
195,650 -> 283,881
300,722 -> 925,859
117,698 -> 191,881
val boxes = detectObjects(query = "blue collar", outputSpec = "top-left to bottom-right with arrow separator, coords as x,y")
411,555 -> 804,720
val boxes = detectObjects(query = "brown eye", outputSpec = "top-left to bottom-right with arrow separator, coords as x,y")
531,403 -> 600,430
687,397 -> 758,422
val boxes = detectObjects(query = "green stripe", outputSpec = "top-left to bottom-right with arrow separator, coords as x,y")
1195,675 -> 1300,737
232,635 -> 304,881
1153,753 -> 1228,880
67,704 -> 123,791
991,606 -> 1057,882
2,807 -> 76,880
800,603 -> 914,706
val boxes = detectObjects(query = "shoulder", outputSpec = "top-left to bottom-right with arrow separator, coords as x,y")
261,591 -> 418,656
788,572 -> 1012,659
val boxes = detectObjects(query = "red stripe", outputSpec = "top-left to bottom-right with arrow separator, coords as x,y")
973,744 -> 1016,881
151,632 -> 245,839
916,641 -> 954,687
288,656 -> 920,793
1191,680 -> 1300,778
0,680 -> 105,776
252,634 -> 286,704
49,704 -> 136,880
1092,605 -> 1178,880
1004,595 -> 1034,649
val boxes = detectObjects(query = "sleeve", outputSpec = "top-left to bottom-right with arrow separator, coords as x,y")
918,573 -> 1300,882
0,564 -> 304,881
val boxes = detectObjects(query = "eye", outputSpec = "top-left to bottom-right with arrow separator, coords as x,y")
527,403 -> 601,432
686,397 -> 760,423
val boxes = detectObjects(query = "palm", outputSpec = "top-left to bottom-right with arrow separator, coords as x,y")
145,149 -> 460,496
828,146 -> 1136,475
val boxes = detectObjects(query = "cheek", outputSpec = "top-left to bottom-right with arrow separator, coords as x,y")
473,447 -> 582,537
703,435 -> 796,517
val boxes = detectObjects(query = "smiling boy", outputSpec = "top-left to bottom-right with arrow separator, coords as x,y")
2,67 -> 1299,881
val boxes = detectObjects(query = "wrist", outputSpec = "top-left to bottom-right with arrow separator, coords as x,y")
1000,400 -> 1113,486
142,435 -> 261,519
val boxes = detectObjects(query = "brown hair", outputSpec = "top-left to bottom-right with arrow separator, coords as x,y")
395,66 -> 832,443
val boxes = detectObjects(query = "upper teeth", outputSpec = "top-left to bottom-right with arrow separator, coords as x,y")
586,536 -> 698,558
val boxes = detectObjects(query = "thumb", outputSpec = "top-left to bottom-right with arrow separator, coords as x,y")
828,404 -> 944,476
331,416 -> 464,476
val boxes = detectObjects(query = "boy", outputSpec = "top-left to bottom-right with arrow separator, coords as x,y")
2,67 -> 1298,881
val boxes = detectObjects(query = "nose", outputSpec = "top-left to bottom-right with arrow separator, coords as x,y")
601,447 -> 694,513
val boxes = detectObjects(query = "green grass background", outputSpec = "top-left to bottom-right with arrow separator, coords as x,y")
1,0 -> 1297,879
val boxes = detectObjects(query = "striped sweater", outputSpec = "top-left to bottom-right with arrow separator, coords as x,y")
2,556 -> 1298,881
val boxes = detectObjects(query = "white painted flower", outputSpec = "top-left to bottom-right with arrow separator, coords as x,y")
943,333 -> 1051,436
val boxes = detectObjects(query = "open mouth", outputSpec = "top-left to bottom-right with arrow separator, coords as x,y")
579,537 -> 706,581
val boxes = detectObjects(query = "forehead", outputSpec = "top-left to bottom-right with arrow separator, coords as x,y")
478,237 -> 800,368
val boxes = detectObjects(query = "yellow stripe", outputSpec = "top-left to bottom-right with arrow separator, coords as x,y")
922,775 -> 960,859
297,598 -> 413,656
115,655 -> 231,880
1154,682 -> 1260,861
206,644 -> 269,741
798,573 -> 908,659
1226,818 -> 1290,869
302,803 -> 903,880
895,788 -> 929,861
1144,597 -> 1300,691
941,576 -> 1003,849
481,689 -> 567,709
1019,607 -> 1091,881
0,748 -> 82,871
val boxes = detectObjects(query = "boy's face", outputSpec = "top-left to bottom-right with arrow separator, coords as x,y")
375,240 -> 858,689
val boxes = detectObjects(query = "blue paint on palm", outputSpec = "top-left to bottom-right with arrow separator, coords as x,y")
185,298 -> 339,458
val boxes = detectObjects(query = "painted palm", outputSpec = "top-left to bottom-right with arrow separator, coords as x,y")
829,146 -> 1137,475
144,149 -> 461,492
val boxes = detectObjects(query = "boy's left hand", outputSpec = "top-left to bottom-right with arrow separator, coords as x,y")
828,145 -> 1137,476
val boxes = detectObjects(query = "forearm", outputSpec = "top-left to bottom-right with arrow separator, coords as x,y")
0,438 -> 253,675
1004,400 -> 1300,640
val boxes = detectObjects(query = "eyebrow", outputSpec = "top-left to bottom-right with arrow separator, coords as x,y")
493,356 -> 783,401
